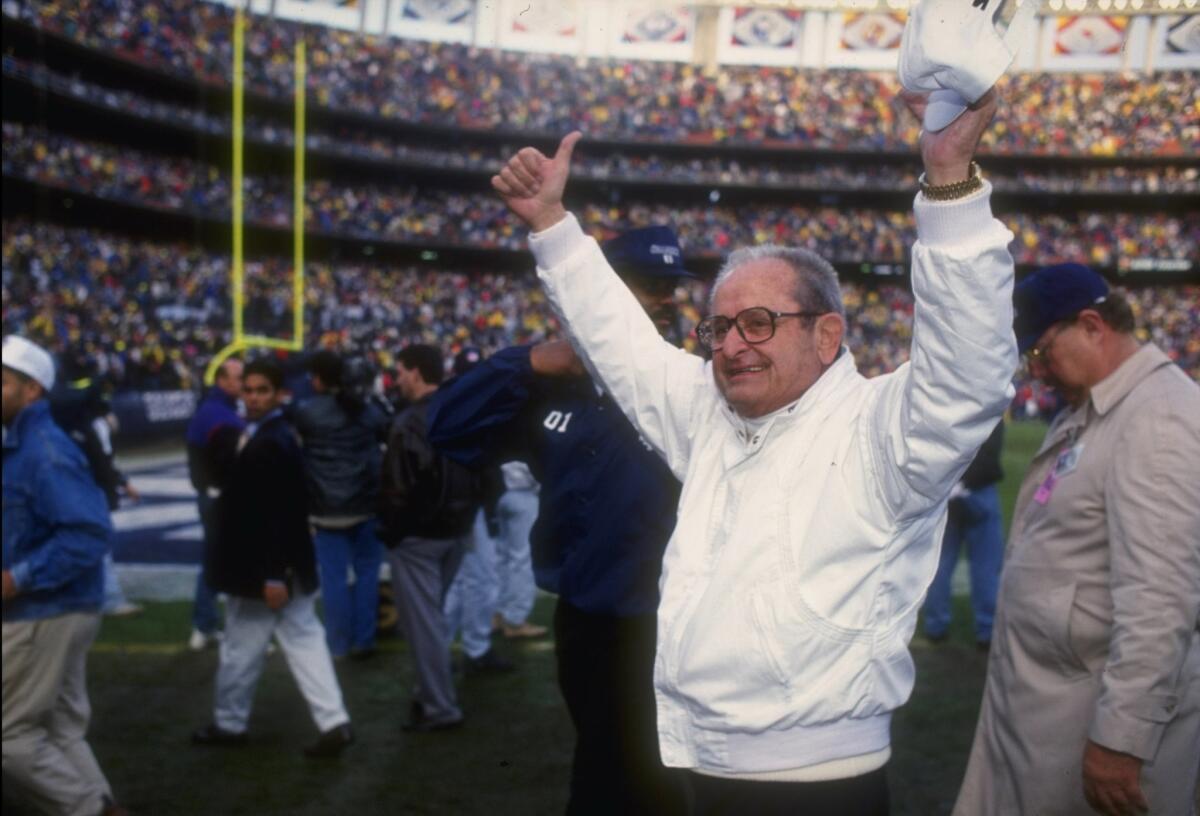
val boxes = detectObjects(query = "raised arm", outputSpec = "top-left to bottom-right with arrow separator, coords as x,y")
869,90 -> 1018,518
492,135 -> 706,478
428,346 -> 546,468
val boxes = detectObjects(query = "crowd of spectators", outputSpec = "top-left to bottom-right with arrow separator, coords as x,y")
7,0 -> 1198,157
6,56 -> 1197,197
7,124 -> 1198,268
5,222 -> 1198,403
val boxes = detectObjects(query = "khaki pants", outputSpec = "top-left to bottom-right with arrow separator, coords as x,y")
2,612 -> 110,816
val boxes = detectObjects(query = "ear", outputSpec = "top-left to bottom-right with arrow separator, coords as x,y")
814,313 -> 845,366
1076,309 -> 1104,332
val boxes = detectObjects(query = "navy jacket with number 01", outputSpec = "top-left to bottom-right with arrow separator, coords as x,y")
427,345 -> 680,617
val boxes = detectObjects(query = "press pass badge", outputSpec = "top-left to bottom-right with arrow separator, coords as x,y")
1033,442 -> 1085,505
898,0 -> 1038,132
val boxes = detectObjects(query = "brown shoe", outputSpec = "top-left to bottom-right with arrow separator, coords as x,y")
501,622 -> 548,639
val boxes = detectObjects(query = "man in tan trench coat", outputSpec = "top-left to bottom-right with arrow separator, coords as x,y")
953,263 -> 1200,816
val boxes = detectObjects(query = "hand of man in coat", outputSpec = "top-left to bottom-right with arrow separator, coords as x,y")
263,581 -> 290,611
2,570 -> 16,600
492,131 -> 582,232
1082,739 -> 1148,816
900,87 -> 998,185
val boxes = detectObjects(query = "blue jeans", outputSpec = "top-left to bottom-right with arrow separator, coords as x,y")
922,484 -> 1004,643
443,509 -> 498,659
313,520 -> 383,657
495,489 -> 538,626
193,494 -> 221,635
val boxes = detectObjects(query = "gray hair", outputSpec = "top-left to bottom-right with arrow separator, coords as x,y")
708,245 -> 845,320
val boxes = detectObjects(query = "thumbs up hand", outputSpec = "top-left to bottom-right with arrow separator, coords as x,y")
492,131 -> 582,233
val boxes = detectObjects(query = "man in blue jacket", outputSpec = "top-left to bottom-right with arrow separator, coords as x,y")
2,335 -> 126,816
428,227 -> 691,815
184,357 -> 244,650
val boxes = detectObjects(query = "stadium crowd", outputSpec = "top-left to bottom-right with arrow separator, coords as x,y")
7,0 -> 1198,157
4,221 -> 1198,403
6,124 -> 1199,268
5,56 -> 1198,197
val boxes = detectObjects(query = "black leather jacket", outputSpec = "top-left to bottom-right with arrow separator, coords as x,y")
292,392 -> 389,519
379,395 -> 482,544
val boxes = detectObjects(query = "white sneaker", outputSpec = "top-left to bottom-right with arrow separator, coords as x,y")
188,629 -> 221,651
105,602 -> 143,618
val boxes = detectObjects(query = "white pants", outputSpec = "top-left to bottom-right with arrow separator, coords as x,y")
213,591 -> 349,734
2,613 -> 111,816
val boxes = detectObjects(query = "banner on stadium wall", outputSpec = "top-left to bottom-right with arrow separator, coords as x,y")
621,7 -> 692,44
1038,15 -> 1132,71
402,0 -> 473,24
716,6 -> 805,66
1155,15 -> 1200,69
498,0 -> 581,53
112,391 -> 198,441
1054,16 -> 1128,55
274,0 -> 360,31
839,12 -> 905,52
824,11 -> 906,68
730,8 -> 801,49
390,0 -> 474,43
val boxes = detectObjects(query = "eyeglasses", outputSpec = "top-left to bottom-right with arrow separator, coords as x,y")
695,306 -> 826,351
1026,319 -> 1074,363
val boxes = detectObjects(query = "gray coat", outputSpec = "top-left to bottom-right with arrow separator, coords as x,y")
954,344 -> 1200,816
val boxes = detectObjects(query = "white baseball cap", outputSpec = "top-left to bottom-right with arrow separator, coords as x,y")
898,0 -> 1037,131
2,335 -> 56,392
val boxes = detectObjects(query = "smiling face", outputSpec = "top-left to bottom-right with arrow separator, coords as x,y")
710,259 -> 845,419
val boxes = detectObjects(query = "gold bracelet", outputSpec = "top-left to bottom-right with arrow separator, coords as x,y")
919,162 -> 984,201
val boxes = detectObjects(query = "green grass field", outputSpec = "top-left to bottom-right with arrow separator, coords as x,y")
9,422 -> 1047,816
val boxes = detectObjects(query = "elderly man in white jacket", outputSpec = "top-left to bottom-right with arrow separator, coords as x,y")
492,90 -> 1016,814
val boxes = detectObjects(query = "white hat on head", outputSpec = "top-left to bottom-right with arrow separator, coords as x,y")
898,0 -> 1037,131
2,335 -> 56,392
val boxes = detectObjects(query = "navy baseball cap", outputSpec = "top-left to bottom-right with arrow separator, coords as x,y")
601,226 -> 695,281
1013,263 -> 1110,354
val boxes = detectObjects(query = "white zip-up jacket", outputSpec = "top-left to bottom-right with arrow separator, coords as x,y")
530,184 -> 1017,774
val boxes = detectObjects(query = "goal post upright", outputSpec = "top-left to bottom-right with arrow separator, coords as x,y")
206,13 -> 306,385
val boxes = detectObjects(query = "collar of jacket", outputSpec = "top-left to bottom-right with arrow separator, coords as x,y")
718,347 -> 859,443
1089,343 -> 1172,417
3,398 -> 51,451
205,386 -> 239,410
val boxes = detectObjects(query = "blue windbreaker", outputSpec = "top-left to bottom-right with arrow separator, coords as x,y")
3,399 -> 111,621
428,346 -> 679,617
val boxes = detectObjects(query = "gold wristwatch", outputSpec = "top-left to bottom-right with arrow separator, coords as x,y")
919,162 -> 984,201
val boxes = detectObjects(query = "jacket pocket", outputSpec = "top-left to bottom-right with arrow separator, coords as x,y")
747,578 -> 874,723
1003,576 -> 1091,682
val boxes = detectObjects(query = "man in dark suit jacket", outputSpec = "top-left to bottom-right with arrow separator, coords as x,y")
191,357 -> 354,758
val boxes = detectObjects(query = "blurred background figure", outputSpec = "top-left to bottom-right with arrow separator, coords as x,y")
184,357 -> 245,651
293,349 -> 389,661
492,461 -> 545,640
442,347 -> 513,675
920,421 -> 1005,651
381,344 -> 484,732
50,350 -> 143,618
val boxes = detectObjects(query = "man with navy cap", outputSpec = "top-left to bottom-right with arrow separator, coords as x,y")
954,264 -> 1200,816
428,226 -> 692,814
2,336 -> 126,815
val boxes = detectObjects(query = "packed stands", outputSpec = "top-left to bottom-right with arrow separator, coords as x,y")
8,0 -> 1199,157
